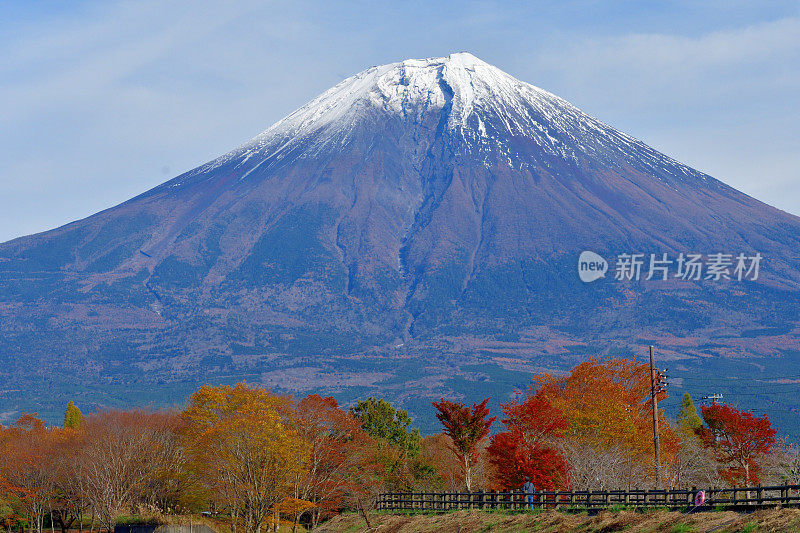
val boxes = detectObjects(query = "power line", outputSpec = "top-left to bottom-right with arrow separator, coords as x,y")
670,375 -> 800,383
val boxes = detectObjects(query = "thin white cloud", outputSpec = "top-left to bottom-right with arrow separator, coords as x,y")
520,16 -> 800,215
573,16 -> 800,69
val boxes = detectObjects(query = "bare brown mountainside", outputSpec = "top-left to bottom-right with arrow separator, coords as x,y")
2,53 -> 800,433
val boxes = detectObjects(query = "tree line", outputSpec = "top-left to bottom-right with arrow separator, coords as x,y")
2,358 -> 799,532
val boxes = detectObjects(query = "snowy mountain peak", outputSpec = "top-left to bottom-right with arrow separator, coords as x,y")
217,53 -> 560,161
198,53 -> 699,183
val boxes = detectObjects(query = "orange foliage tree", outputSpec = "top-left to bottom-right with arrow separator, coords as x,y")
0,415 -> 87,533
699,403 -> 777,486
419,433 -> 465,491
431,398 -> 495,491
0,415 -> 53,533
293,395 -> 382,528
534,358 -> 678,489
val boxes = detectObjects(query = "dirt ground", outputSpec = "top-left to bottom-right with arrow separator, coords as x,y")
314,507 -> 800,532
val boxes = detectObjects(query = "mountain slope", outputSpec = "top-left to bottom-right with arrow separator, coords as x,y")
2,53 -> 800,434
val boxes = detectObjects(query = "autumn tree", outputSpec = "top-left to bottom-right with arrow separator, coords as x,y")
273,497 -> 315,533
419,434 -> 464,491
45,428 -> 85,533
76,409 -> 182,532
0,415 -> 51,533
0,418 -> 47,533
487,393 -> 569,490
431,398 -> 495,491
63,402 -> 83,430
294,408 -> 386,533
699,403 -> 777,486
292,395 -> 381,528
182,383 -> 308,533
336,442 -> 385,531
534,357 -> 678,489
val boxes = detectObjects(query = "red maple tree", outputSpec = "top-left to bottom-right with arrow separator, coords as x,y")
699,403 -> 777,486
487,394 -> 569,490
432,398 -> 495,491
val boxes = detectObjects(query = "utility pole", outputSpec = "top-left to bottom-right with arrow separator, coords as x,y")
649,345 -> 662,487
702,393 -> 723,405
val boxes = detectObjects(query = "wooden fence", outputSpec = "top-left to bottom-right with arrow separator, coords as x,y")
377,484 -> 800,512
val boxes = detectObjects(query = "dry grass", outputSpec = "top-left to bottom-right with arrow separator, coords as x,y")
314,508 -> 800,533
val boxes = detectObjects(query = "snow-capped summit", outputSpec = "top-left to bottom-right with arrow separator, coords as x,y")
196,53 -> 696,184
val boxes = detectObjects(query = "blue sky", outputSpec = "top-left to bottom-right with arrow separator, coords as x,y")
1,1 -> 799,242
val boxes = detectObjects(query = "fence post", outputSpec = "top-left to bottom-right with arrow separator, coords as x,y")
756,484 -> 763,506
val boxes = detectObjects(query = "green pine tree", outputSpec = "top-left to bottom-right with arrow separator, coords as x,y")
63,400 -> 83,429
676,393 -> 703,430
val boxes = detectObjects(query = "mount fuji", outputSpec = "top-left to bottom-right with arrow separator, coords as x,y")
3,53 -> 800,433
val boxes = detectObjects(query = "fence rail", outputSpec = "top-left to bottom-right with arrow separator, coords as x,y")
377,484 -> 800,512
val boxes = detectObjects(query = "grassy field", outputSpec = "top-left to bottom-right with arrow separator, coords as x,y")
314,508 -> 800,532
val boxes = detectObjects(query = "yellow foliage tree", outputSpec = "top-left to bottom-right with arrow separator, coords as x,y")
181,383 -> 309,533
